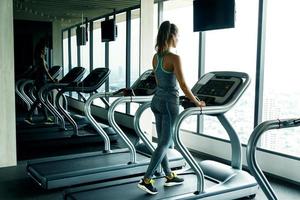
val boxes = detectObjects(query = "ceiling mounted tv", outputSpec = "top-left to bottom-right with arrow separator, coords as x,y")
193,0 -> 235,32
76,26 -> 87,46
101,19 -> 117,42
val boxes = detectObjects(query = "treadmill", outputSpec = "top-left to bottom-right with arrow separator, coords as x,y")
64,71 -> 259,200
18,67 -> 117,143
17,66 -> 85,131
16,65 -> 62,124
247,117 -> 300,200
26,69 -> 185,189
17,66 -> 86,142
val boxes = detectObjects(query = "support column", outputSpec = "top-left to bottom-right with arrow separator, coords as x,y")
140,0 -> 155,140
140,0 -> 154,72
0,0 -> 17,167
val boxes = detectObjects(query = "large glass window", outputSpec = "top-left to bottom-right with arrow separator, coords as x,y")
70,28 -> 79,99
130,9 -> 141,86
108,13 -> 127,112
70,28 -> 78,67
163,0 -> 199,132
129,9 -> 141,115
204,0 -> 258,143
93,19 -> 106,69
63,31 -> 69,76
79,24 -> 90,73
92,19 -> 106,107
262,0 -> 300,157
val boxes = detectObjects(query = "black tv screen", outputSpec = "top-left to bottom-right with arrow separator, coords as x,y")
101,19 -> 116,42
76,26 -> 86,46
193,0 -> 235,32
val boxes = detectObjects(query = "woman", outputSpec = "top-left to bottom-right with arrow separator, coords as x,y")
137,21 -> 206,195
25,38 -> 56,124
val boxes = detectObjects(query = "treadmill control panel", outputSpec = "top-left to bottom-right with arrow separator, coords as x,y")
181,73 -> 242,108
114,70 -> 157,96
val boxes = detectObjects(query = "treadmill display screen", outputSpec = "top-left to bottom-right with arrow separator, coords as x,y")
197,80 -> 234,97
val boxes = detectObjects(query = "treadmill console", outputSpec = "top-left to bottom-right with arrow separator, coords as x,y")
114,70 -> 157,96
181,73 -> 242,108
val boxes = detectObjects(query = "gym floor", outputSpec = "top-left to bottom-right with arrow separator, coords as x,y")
0,153 -> 299,200
7,107 -> 299,199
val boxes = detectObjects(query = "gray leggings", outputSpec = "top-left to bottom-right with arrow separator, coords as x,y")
144,96 -> 179,179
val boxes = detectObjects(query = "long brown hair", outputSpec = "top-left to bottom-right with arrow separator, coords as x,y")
155,21 -> 178,53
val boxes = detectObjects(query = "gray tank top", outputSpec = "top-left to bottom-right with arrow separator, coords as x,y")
154,52 -> 179,102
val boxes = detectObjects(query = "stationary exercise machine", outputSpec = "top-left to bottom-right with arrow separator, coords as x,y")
64,71 -> 259,200
16,65 -> 62,113
26,69 -> 185,189
18,67 -> 118,143
247,117 -> 300,200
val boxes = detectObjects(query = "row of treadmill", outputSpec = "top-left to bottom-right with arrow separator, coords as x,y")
16,66 -> 298,200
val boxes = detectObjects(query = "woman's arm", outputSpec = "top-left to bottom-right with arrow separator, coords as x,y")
173,55 -> 205,107
42,59 -> 56,82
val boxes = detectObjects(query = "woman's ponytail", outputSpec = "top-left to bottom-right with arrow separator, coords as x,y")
155,21 -> 177,53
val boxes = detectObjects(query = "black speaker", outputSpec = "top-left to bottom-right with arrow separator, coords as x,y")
76,26 -> 86,46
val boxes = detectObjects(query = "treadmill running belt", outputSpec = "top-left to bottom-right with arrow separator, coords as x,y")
28,151 -> 148,177
66,173 -> 215,200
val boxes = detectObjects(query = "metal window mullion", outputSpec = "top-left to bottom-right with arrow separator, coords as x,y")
89,22 -> 94,97
254,0 -> 267,147
105,17 -> 110,99
68,29 -> 71,71
126,11 -> 131,114
77,36 -> 81,101
89,22 -> 93,72
61,31 -> 64,75
197,32 -> 205,134
254,0 -> 267,127
68,29 -> 72,97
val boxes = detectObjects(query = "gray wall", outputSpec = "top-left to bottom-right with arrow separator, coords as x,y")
0,0 -> 17,168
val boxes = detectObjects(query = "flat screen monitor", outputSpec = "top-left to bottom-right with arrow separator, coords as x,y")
101,19 -> 116,42
193,0 -> 235,32
76,27 -> 86,46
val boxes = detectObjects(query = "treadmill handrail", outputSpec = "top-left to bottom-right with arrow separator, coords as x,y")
84,92 -> 115,152
16,79 -> 31,111
20,79 -> 35,106
246,118 -> 300,200
38,83 -> 70,129
173,71 -> 251,193
108,96 -> 154,164
133,101 -> 156,153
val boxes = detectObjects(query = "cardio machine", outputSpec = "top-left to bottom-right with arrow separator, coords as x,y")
17,67 -> 118,143
26,70 -> 185,190
247,117 -> 300,200
16,65 -> 62,124
64,71 -> 259,200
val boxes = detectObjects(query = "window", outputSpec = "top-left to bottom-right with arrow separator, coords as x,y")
163,0 -> 200,132
92,19 -> 107,107
108,12 -> 127,112
129,9 -> 141,115
79,24 -> 90,73
262,0 -> 300,157
204,0 -> 258,143
63,31 -> 69,75
70,27 -> 79,99
70,28 -> 78,67
130,9 -> 141,86
93,19 -> 106,70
